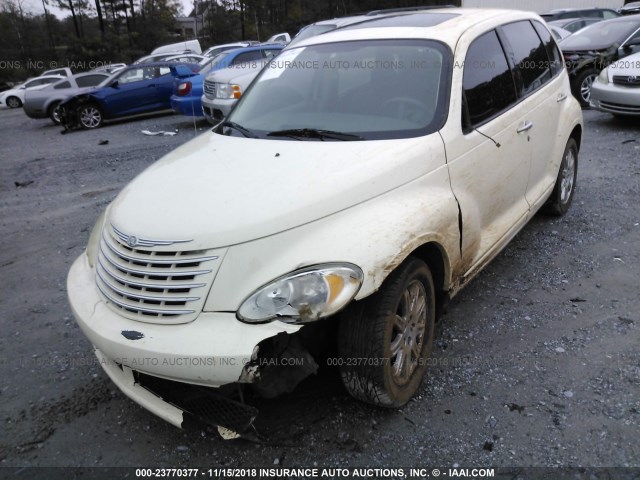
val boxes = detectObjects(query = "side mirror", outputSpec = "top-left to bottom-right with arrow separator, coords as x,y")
623,38 -> 640,49
110,80 -> 119,88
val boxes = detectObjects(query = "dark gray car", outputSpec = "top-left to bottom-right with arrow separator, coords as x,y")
23,72 -> 111,123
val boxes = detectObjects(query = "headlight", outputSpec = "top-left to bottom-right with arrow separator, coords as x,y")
215,83 -> 242,99
597,68 -> 609,85
237,263 -> 363,324
86,211 -> 106,268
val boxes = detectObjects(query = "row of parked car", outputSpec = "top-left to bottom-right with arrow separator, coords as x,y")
542,9 -> 640,108
196,7 -> 640,121
1,6 -> 639,129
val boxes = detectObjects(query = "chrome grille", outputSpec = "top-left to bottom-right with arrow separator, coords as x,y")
204,80 -> 216,98
612,75 -> 640,87
96,226 -> 219,324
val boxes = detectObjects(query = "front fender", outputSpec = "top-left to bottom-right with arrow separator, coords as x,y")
204,165 -> 461,312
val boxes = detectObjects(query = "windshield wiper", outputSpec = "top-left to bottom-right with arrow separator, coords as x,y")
267,128 -> 363,141
221,120 -> 257,138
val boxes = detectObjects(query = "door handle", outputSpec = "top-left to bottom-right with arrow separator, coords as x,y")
517,121 -> 533,134
557,93 -> 568,102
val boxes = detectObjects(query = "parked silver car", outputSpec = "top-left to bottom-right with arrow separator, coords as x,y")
590,51 -> 640,117
23,72 -> 111,123
201,61 -> 266,124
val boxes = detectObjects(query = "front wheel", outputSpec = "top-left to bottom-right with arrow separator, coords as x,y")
6,96 -> 22,108
78,103 -> 103,129
572,69 -> 597,107
338,257 -> 436,407
543,138 -> 578,216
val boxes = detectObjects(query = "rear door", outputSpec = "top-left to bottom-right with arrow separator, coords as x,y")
441,28 -> 532,276
500,20 -> 566,208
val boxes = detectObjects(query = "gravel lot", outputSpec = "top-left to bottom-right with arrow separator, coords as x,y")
0,107 -> 639,470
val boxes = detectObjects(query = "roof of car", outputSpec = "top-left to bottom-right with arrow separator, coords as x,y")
290,8 -> 543,49
544,7 -> 613,13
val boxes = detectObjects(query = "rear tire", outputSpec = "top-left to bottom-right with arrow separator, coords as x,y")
543,138 -> 578,216
6,96 -> 22,108
78,103 -> 103,129
338,257 -> 436,407
48,102 -> 62,124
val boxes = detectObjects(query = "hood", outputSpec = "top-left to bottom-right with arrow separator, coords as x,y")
109,132 -> 445,249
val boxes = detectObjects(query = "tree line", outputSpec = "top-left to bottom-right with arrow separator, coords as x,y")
0,0 -> 457,79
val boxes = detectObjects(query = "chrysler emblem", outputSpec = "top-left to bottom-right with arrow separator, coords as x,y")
111,224 -> 193,248
126,235 -> 138,247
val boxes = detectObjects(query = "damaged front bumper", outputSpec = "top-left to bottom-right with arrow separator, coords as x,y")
68,253 -> 310,433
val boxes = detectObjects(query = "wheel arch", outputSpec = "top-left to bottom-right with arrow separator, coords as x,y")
369,239 -> 453,320
569,124 -> 582,152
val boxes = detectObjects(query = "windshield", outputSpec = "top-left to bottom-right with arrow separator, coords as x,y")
560,19 -> 640,49
223,39 -> 451,140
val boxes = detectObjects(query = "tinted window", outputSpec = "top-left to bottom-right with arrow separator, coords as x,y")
580,10 -> 601,18
232,51 -> 263,65
25,79 -> 46,87
76,75 -> 105,87
54,81 -> 71,89
502,21 -> 552,95
532,21 -> 563,77
462,30 -> 517,130
603,10 -> 618,19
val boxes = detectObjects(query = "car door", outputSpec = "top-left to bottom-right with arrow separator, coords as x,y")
500,20 -> 567,208
441,28 -> 532,277
152,66 -> 176,109
103,66 -> 160,115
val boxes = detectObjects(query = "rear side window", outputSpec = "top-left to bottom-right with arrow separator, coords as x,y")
532,21 -> 563,77
54,81 -> 71,89
462,30 -> 517,130
602,10 -> 618,19
76,75 -> 105,87
501,21 -> 553,96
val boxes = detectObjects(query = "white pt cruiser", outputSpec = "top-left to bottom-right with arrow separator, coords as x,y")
68,8 -> 583,436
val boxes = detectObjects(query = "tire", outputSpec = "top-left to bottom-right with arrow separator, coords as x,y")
6,96 -> 22,108
572,69 -> 597,107
338,257 -> 436,407
48,102 -> 62,124
78,103 -> 103,129
543,138 -> 578,216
